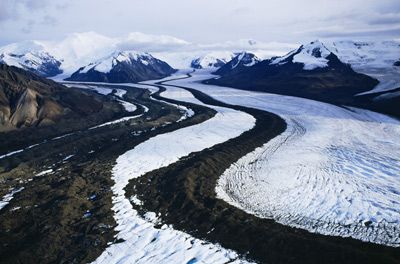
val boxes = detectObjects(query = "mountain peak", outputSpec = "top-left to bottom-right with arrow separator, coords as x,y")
299,40 -> 331,58
271,40 -> 334,70
0,47 -> 62,77
191,52 -> 235,69
66,50 -> 176,83
214,52 -> 260,76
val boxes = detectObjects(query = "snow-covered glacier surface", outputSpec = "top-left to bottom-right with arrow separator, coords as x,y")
167,71 -> 400,247
93,81 -> 255,263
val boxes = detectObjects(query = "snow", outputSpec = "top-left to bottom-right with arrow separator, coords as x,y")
63,83 -> 137,112
231,52 -> 260,69
64,83 -> 113,95
0,187 -> 24,210
271,40 -> 331,70
325,40 -> 400,94
90,115 -> 142,130
137,77 -> 195,122
292,51 -> 328,70
0,149 -> 24,160
62,155 -> 74,161
93,76 -> 255,263
78,51 -> 154,74
35,169 -> 54,176
117,100 -> 137,112
167,70 -> 400,247
192,51 -> 235,69
114,89 -> 127,98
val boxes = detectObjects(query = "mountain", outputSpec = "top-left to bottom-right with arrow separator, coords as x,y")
208,40 -> 378,106
0,64 -> 104,131
215,52 -> 260,75
65,51 -> 176,83
0,41 -> 62,78
325,40 -> 400,94
190,52 -> 235,69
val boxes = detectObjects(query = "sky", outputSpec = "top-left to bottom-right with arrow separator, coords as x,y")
0,0 -> 399,47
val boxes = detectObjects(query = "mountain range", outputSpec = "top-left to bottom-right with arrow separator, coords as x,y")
208,40 -> 400,117
0,37 -> 399,118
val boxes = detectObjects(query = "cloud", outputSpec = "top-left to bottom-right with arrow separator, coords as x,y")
368,13 -> 400,25
42,15 -> 58,26
1,0 -> 400,46
316,27 -> 400,39
0,0 -> 49,21
115,32 -> 190,52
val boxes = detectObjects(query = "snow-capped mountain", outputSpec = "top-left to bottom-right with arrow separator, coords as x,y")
0,41 -> 62,77
269,40 -> 338,70
325,40 -> 400,94
215,52 -> 260,75
208,40 -> 379,107
190,52 -> 235,69
65,51 -> 176,83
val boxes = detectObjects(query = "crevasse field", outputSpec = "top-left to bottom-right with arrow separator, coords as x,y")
167,71 -> 400,247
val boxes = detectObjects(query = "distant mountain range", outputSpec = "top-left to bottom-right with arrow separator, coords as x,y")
209,41 -> 377,103
65,51 -> 176,83
208,40 -> 400,118
0,37 -> 399,118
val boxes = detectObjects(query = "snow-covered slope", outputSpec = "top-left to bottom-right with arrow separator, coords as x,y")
326,40 -> 400,94
65,51 -> 176,83
271,40 -> 334,70
231,52 -> 260,68
0,41 -> 62,77
215,52 -> 260,75
191,51 -> 235,69
78,51 -> 159,74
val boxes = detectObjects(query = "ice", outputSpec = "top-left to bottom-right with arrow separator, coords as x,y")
89,115 -> 142,130
63,83 -> 137,112
93,77 -> 255,263
167,70 -> 400,247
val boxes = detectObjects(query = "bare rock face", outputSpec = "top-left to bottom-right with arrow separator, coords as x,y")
0,64 -> 102,131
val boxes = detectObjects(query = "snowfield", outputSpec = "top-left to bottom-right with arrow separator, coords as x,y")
166,71 -> 400,247
93,79 -> 255,263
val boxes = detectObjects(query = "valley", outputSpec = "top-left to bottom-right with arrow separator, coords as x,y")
0,71 -> 399,263
0,30 -> 399,264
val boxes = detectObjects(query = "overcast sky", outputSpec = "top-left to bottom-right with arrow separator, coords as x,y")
0,0 -> 399,46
